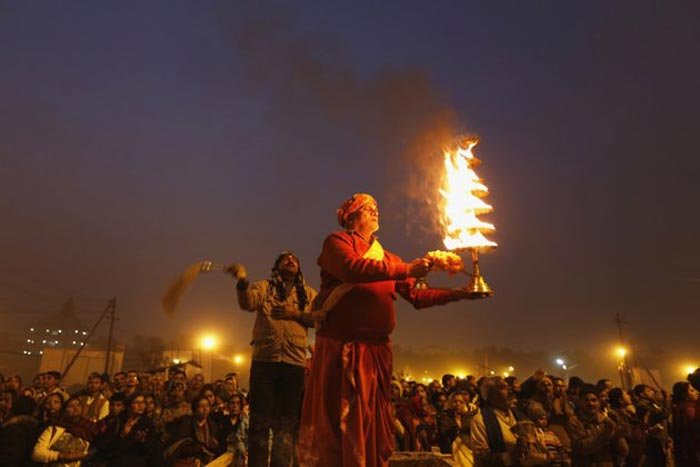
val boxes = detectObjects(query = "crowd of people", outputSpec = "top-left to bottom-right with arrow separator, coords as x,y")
389,370 -> 700,467
0,367 -> 698,466
1,193 -> 697,467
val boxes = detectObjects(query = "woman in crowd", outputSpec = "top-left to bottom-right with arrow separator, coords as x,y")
607,387 -> 645,466
94,393 -> 162,467
32,395 -> 94,466
38,392 -> 64,432
0,396 -> 40,467
440,391 -> 478,465
164,395 -> 223,465
671,381 -> 700,467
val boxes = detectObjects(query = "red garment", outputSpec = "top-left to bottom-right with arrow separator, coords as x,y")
298,231 -> 464,467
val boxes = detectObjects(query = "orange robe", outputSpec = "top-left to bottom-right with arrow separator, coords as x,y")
298,231 -> 463,467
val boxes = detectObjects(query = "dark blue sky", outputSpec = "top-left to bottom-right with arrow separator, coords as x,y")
1,1 -> 699,378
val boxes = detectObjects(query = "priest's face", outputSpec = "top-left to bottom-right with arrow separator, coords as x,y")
350,203 -> 379,236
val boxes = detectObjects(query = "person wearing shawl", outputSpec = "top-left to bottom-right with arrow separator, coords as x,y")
226,251 -> 317,467
93,393 -> 163,467
32,395 -> 96,466
298,193 -> 479,467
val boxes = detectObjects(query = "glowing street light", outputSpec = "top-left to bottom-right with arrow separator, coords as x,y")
555,358 -> 565,367
200,334 -> 218,351
233,354 -> 245,365
615,347 -> 628,359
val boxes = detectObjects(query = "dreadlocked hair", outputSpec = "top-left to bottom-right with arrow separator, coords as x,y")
270,267 -> 309,311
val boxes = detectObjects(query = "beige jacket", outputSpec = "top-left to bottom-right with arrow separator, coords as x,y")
238,280 -> 316,367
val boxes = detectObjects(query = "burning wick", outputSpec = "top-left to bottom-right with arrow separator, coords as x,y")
440,138 -> 497,297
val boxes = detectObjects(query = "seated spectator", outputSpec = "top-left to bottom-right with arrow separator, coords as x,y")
38,392 -> 64,432
0,388 -> 16,424
671,381 -> 700,467
5,375 -> 23,393
94,393 -> 162,467
0,395 -> 39,466
144,393 -> 162,429
79,373 -> 110,422
164,395 -> 223,465
43,370 -> 69,403
527,404 -> 570,466
470,376 -> 520,466
186,373 -> 205,402
439,390 -> 478,463
32,395 -> 94,466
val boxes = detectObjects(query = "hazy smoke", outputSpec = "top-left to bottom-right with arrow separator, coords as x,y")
227,8 -> 463,237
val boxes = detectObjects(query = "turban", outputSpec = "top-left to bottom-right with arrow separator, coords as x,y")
336,193 -> 376,228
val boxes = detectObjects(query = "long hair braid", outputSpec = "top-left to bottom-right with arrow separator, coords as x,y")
270,253 -> 309,311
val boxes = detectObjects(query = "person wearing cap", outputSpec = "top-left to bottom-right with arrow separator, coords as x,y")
227,251 -> 317,467
298,193 -> 479,467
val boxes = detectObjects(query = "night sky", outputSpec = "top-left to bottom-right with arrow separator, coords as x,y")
1,2 -> 699,381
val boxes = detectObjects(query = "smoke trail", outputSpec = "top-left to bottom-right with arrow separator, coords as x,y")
226,8 -> 462,237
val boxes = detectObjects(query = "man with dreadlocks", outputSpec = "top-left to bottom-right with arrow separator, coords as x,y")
227,251 -> 316,467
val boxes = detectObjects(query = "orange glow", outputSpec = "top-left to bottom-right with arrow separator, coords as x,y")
440,140 -> 497,251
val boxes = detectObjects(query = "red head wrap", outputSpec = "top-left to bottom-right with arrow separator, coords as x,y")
336,193 -> 377,228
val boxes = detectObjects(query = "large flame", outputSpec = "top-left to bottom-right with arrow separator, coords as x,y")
440,140 -> 497,251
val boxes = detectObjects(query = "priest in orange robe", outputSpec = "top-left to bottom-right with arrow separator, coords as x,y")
298,193 -> 478,467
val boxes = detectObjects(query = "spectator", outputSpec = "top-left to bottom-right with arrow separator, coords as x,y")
165,395 -> 223,465
32,395 -> 93,466
79,373 -> 110,422
565,385 -> 621,466
0,388 -> 16,424
470,376 -> 520,466
94,393 -> 162,467
634,384 -> 671,466
439,390 -> 477,463
0,395 -> 39,467
607,387 -> 644,466
671,381 -> 700,467
38,392 -> 64,432
43,370 -> 69,403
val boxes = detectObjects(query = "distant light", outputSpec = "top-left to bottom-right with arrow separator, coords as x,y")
508,366 -> 515,372
503,372 -> 510,378
615,347 -> 628,359
58,330 -> 62,333
489,370 -> 495,375
39,351 -> 43,355
80,342 -> 84,346
72,341 -> 76,345
26,339 -> 31,343
30,328 -> 34,332
200,334 -> 218,351
684,365 -> 698,376
233,354 -> 244,365
75,330 -> 79,334
42,340 -> 46,344
82,331 -> 87,335
555,358 -> 565,366
172,358 -> 181,364
27,351 -> 32,355
45,329 -> 49,333
562,364 -> 568,370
